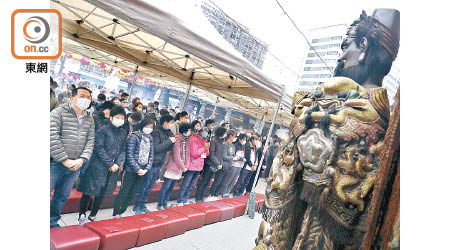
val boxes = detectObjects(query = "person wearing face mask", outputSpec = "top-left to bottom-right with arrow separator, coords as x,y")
131,102 -> 145,119
50,87 -> 95,228
233,135 -> 258,197
131,97 -> 140,108
176,122 -> 210,205
210,129 -> 238,199
112,118 -> 155,218
132,114 -> 176,214
123,112 -> 143,137
131,101 -> 144,113
223,133 -> 247,197
92,101 -> 114,132
157,123 -> 192,209
205,119 -> 215,139
169,108 -> 176,118
195,127 -> 227,202
120,98 -> 131,114
95,93 -> 106,111
111,97 -> 121,106
77,106 -> 128,224
170,111 -> 189,135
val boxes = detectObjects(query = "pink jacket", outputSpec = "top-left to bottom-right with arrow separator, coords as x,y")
188,133 -> 210,171
165,133 -> 191,173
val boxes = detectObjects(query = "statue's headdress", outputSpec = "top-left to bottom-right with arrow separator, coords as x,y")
349,9 -> 400,60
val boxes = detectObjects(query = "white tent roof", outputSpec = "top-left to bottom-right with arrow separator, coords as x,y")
51,0 -> 293,125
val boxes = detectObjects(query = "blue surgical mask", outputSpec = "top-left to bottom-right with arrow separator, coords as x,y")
201,132 -> 208,139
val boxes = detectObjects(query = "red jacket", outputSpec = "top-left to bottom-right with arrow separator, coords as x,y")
188,133 -> 210,171
164,133 -> 191,173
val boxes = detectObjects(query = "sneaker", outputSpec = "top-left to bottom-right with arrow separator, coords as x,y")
176,203 -> 184,206
212,196 -> 219,201
131,208 -> 144,215
156,205 -> 164,211
163,204 -> 170,209
195,199 -> 204,203
141,205 -> 151,213
113,215 -> 121,219
87,215 -> 96,222
222,193 -> 230,198
78,214 -> 88,226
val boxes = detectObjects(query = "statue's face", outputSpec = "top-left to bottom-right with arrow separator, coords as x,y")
334,28 -> 370,84
336,28 -> 361,71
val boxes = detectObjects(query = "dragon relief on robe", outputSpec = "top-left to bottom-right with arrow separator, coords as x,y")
254,77 -> 390,250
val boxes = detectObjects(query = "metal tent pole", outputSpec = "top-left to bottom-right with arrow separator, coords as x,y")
212,97 -> 219,117
128,65 -> 138,103
259,112 -> 266,135
181,72 -> 194,111
247,86 -> 285,218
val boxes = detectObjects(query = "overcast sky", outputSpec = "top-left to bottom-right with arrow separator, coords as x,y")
154,0 -> 401,93
209,0 -> 401,92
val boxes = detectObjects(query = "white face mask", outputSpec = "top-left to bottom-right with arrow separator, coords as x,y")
241,141 -> 246,145
233,137 -> 237,142
112,117 -> 124,127
143,127 -> 153,135
169,123 -> 175,129
221,133 -> 227,139
76,97 -> 91,110
185,131 -> 191,137
114,100 -> 121,105
246,133 -> 252,138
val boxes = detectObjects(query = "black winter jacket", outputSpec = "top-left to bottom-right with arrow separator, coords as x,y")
78,123 -> 127,196
124,131 -> 154,173
150,125 -> 174,167
92,110 -> 110,132
205,136 -> 225,171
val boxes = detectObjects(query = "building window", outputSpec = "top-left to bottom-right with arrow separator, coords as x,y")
310,44 -> 329,50
320,74 -> 331,78
331,36 -> 342,40
302,74 -> 320,78
308,52 -> 326,57
329,43 -> 341,48
327,51 -> 338,55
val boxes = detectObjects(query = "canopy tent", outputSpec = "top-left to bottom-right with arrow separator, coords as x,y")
61,39 -> 292,126
51,0 -> 293,125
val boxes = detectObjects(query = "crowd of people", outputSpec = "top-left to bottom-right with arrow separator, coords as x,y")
50,77 -> 282,228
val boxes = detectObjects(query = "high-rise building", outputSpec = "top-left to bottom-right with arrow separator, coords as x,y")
382,63 -> 400,109
201,2 -> 268,69
297,24 -> 400,109
297,24 -> 348,92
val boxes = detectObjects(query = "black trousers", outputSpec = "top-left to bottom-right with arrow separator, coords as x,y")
79,192 -> 105,218
113,171 -> 143,216
79,173 -> 110,218
209,166 -> 231,197
195,165 -> 215,201
233,168 -> 253,196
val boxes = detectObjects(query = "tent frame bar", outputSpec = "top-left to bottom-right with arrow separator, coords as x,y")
181,71 -> 195,111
